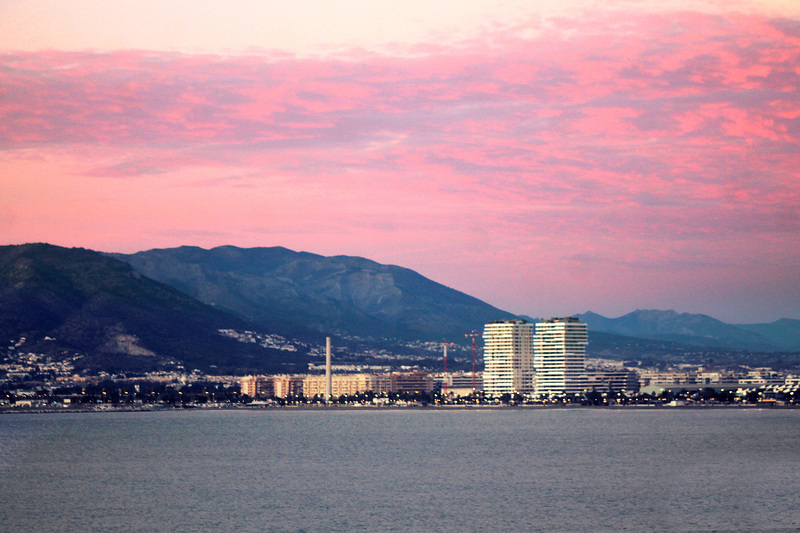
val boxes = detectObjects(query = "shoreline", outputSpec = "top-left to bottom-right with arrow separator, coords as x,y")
3,402 -> 798,414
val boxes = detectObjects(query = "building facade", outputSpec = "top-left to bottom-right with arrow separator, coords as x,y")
482,319 -> 535,395
434,371 -> 484,396
533,317 -> 588,396
272,375 -> 305,398
584,370 -> 639,394
239,375 -> 274,397
303,373 -> 392,398
391,371 -> 435,394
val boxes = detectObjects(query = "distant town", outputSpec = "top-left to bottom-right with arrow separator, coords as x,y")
2,317 -> 799,410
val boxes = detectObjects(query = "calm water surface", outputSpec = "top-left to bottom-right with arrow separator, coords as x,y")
1,408 -> 799,532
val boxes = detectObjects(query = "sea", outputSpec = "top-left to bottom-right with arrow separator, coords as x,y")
1,407 -> 799,533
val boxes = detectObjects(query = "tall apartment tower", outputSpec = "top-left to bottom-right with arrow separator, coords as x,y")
533,317 -> 588,396
482,319 -> 535,395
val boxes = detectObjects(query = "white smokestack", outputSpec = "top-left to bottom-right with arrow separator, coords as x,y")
326,337 -> 332,403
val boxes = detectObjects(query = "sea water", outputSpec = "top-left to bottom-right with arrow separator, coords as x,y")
1,408 -> 799,532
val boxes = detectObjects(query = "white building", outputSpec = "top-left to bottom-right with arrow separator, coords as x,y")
533,317 -> 588,396
482,319 -> 535,395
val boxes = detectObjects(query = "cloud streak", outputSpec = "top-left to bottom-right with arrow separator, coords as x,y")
1,7 -> 799,321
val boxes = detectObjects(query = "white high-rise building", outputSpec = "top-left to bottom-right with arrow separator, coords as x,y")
482,319 -> 535,395
533,317 -> 588,396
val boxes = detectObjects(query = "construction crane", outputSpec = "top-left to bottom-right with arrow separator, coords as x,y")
464,330 -> 482,393
441,341 -> 455,395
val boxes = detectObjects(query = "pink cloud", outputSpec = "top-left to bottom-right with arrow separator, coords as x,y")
2,9 -> 799,322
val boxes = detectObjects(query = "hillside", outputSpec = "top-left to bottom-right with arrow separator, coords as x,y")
5,243 -> 798,376
112,245 -> 517,341
735,319 -> 800,352
0,244 -> 307,374
577,310 -> 797,352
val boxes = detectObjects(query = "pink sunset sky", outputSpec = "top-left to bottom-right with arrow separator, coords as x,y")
2,0 -> 799,323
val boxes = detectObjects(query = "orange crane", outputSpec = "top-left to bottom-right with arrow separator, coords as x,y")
464,330 -> 482,393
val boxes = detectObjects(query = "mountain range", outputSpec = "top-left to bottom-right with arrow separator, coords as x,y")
110,245 -> 516,341
0,244 -> 305,374
2,243 -> 799,375
577,310 -> 800,353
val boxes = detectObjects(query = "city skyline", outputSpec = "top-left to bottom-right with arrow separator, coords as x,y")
2,0 -> 799,323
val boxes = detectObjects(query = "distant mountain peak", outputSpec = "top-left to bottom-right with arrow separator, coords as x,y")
577,309 -> 787,352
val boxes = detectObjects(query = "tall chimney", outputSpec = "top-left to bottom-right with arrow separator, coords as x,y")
326,337 -> 332,403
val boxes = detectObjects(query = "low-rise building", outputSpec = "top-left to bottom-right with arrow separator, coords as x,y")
585,370 -> 640,394
240,375 -> 275,397
272,375 -> 304,397
391,371 -> 434,393
303,373 -> 391,397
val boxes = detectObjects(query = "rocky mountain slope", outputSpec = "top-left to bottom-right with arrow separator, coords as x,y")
112,245 -> 517,341
0,244 -> 306,374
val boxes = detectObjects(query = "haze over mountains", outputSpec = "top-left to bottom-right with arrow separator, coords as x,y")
2,243 -> 799,375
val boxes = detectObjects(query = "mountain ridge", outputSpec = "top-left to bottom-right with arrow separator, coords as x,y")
111,245 -> 518,342
112,246 -> 800,353
0,243 -> 307,374
3,243 -> 799,377
577,309 -> 800,352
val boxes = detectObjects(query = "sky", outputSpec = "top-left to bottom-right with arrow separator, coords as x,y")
2,0 -> 799,323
